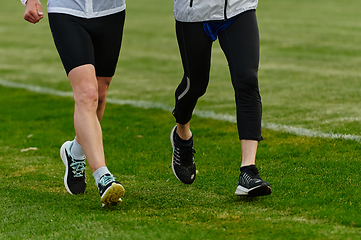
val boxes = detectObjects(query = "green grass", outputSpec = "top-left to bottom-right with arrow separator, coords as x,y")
1,86 -> 361,239
2,0 -> 361,239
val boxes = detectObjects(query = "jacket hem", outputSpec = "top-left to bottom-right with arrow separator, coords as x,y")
47,5 -> 126,19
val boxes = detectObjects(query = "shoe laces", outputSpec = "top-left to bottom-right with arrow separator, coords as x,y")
98,174 -> 115,187
179,147 -> 195,165
241,166 -> 262,181
70,160 -> 85,177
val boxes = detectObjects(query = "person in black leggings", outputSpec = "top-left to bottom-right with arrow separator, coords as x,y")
170,10 -> 271,197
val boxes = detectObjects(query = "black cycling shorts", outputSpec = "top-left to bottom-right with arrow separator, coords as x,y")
48,11 -> 125,77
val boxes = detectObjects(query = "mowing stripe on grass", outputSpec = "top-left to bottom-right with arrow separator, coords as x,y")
1,79 -> 361,142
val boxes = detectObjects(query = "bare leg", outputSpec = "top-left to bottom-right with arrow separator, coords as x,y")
176,122 -> 192,140
68,64 -> 109,173
240,140 -> 258,167
96,76 -> 112,121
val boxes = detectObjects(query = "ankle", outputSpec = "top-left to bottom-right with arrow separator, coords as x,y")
176,124 -> 192,140
93,166 -> 111,186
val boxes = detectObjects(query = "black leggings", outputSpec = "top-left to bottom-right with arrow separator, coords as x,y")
48,11 -> 125,77
173,10 -> 263,141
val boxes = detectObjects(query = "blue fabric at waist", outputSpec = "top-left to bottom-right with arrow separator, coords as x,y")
203,17 -> 237,41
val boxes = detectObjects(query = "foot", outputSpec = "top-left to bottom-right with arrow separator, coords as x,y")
235,165 -> 271,197
170,125 -> 196,184
60,141 -> 86,195
98,174 -> 125,207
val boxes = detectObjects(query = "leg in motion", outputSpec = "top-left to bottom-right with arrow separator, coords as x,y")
94,76 -> 125,206
68,65 -> 124,205
50,12 -> 126,205
235,140 -> 271,196
218,10 -> 271,196
171,21 -> 212,184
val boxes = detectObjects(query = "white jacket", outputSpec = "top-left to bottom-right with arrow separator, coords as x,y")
174,0 -> 258,22
21,0 -> 126,19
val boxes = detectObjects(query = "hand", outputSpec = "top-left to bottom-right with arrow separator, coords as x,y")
23,0 -> 44,24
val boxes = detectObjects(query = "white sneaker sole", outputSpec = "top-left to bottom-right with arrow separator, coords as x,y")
170,125 -> 183,183
101,182 -> 125,207
235,184 -> 272,196
235,185 -> 262,196
60,141 -> 73,195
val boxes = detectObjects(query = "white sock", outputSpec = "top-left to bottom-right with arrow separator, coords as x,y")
70,137 -> 85,159
93,166 -> 111,186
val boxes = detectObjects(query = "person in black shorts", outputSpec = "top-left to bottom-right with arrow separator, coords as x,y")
170,2 -> 272,197
22,0 -> 126,206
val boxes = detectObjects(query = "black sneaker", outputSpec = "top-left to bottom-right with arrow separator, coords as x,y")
170,125 -> 196,184
97,174 -> 125,207
60,141 -> 86,195
235,165 -> 271,197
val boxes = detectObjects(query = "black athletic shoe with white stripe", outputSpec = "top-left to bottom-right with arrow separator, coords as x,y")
170,126 -> 196,184
235,165 -> 271,197
60,141 -> 86,195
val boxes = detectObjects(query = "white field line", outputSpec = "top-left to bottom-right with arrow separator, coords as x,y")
1,79 -> 361,142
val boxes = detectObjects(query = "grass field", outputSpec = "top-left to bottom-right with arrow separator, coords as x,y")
1,0 -> 361,239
